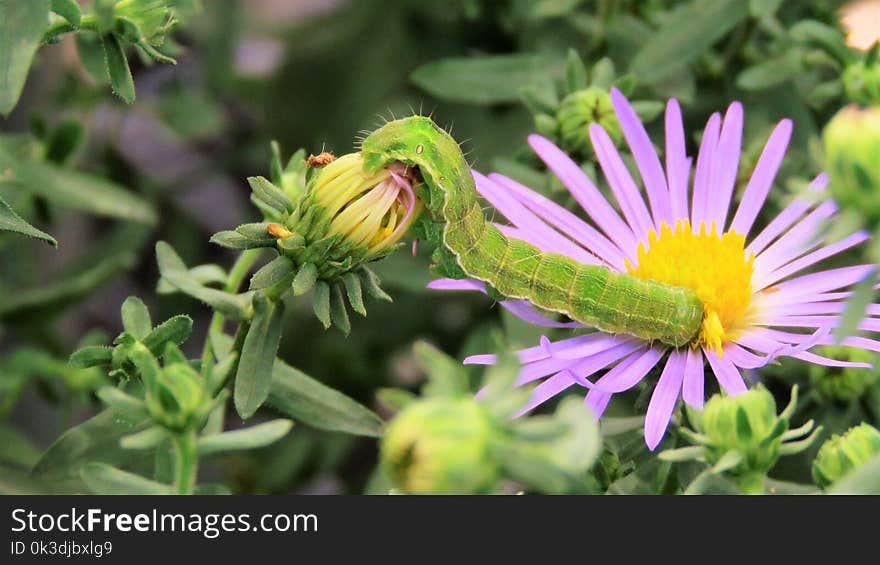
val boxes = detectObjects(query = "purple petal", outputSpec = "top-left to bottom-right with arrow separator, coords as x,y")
690,112 -> 721,229
729,119 -> 793,236
723,342 -> 785,369
752,200 -> 838,283
589,123 -> 654,239
706,102 -> 743,230
517,339 -> 643,386
528,134 -> 639,258
704,348 -> 748,395
427,278 -> 486,291
665,99 -> 690,222
475,171 -> 600,264
682,347 -> 705,408
645,350 -> 686,450
585,389 -> 613,419
769,264 -> 876,299
747,174 -> 828,255
514,372 -> 577,416
754,230 -> 869,290
792,351 -> 872,368
610,87 -> 672,227
763,315 -> 880,332
588,346 -> 665,393
500,299 -> 583,328
490,173 -> 629,271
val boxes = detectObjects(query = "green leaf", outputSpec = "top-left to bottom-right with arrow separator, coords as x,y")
119,426 -> 166,450
121,296 -> 152,339
81,463 -> 171,494
103,34 -> 135,103
250,255 -> 295,290
157,264 -> 227,293
736,51 -> 804,91
411,53 -> 561,105
267,360 -> 383,437
0,252 -> 134,319
749,0 -> 783,18
342,272 -> 365,316
683,469 -> 739,494
659,445 -> 706,463
70,345 -> 113,368
0,0 -> 50,116
235,293 -> 285,419
247,176 -> 293,214
141,315 -> 193,354
156,242 -> 251,320
330,284 -> 350,334
0,194 -> 56,245
0,423 -> 41,468
96,387 -> 149,421
44,118 -> 84,165
414,340 -> 469,398
0,152 -> 156,225
312,281 -> 331,328
292,262 -> 318,296
51,0 -> 81,25
630,0 -> 750,85
32,409 -> 148,479
600,416 -> 645,437
197,419 -> 293,456
827,452 -> 880,494
75,32 -> 110,84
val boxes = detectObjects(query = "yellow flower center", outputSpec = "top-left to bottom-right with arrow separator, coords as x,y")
626,220 -> 754,355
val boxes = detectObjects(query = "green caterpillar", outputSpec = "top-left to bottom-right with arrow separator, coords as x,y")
361,116 -> 704,347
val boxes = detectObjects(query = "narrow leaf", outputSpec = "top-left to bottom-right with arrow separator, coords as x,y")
312,281 -> 331,328
330,284 -> 350,334
0,0 -> 50,116
103,34 -> 135,103
51,0 -> 81,25
267,360 -> 383,437
342,272 -> 366,316
247,176 -> 293,214
96,387 -> 149,421
234,293 -> 285,419
411,53 -> 561,105
292,263 -> 318,296
197,419 -> 293,456
141,315 -> 193,355
81,463 -> 171,495
0,194 -> 56,245
250,255 -> 295,290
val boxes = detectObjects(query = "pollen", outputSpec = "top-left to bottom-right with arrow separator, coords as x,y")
626,220 -> 754,356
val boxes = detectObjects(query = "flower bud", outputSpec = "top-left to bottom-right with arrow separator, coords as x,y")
823,104 -> 880,227
145,363 -> 206,432
700,385 -> 781,475
556,87 -> 622,157
380,398 -> 499,494
111,0 -> 177,45
808,345 -> 879,403
812,423 -> 880,489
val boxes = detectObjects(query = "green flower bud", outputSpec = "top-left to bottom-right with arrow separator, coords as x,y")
842,60 -> 880,106
556,87 -> 622,157
700,385 -> 782,476
111,0 -> 177,45
812,423 -> 880,489
823,104 -> 880,227
145,363 -> 206,432
380,398 -> 499,494
808,346 -> 879,403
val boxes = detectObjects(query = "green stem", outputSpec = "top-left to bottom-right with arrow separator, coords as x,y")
171,431 -> 198,495
200,249 -> 261,378
739,473 -> 766,495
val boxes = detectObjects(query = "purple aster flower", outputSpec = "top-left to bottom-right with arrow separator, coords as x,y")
429,88 -> 880,450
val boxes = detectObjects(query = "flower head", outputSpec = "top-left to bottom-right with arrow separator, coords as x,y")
812,423 -> 880,489
211,148 -> 422,332
431,88 -> 880,449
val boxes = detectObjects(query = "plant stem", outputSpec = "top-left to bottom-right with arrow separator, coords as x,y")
739,473 -> 766,495
172,431 -> 198,495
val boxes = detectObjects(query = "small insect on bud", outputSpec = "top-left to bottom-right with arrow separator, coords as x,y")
267,223 -> 294,239
813,423 -> 880,489
307,152 -> 336,168
380,398 -> 500,494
